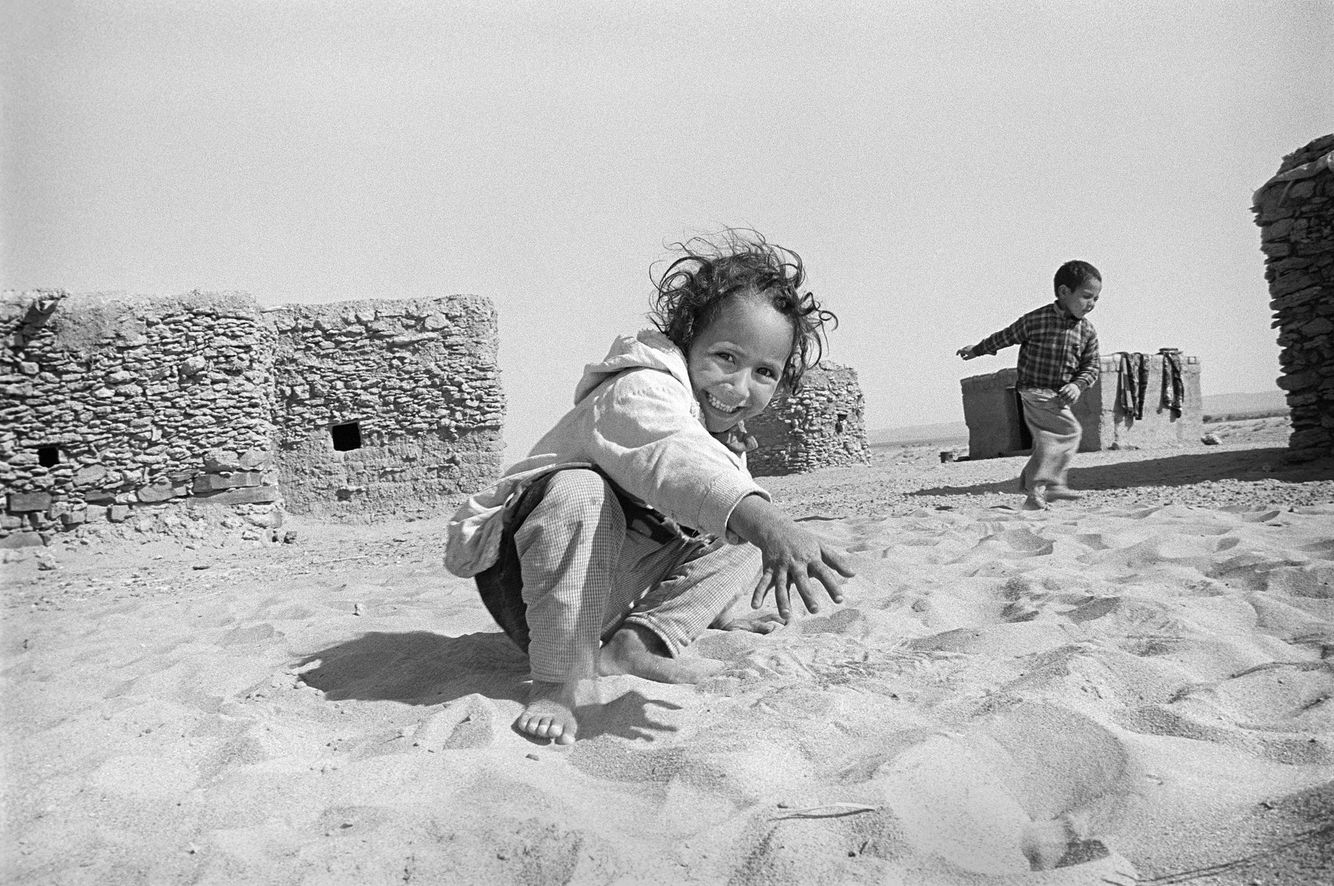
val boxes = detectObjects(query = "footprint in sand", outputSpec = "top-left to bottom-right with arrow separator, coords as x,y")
1261,562 -> 1334,598
797,608 -> 871,638
952,528 -> 1056,565
1123,657 -> 1334,765
220,622 -> 280,647
865,702 -> 1137,882
412,693 -> 499,750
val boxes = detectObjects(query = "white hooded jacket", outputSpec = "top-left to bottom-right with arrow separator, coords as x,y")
444,329 -> 769,577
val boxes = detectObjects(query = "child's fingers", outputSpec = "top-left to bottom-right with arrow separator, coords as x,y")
750,568 -> 774,609
789,570 -> 823,614
821,546 -> 857,578
771,566 -> 793,621
808,561 -> 846,603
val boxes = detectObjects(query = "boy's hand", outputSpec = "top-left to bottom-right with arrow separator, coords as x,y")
1056,382 -> 1082,405
956,346 -> 976,360
728,496 -> 857,623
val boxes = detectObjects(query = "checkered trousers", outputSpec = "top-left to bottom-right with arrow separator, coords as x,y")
1019,388 -> 1082,487
475,468 -> 762,683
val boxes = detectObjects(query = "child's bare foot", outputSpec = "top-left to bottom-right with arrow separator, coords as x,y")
1023,485 -> 1048,511
514,680 -> 580,745
600,624 -> 726,683
1045,485 -> 1082,501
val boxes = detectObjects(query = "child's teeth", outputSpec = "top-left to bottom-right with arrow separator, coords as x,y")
708,393 -> 739,412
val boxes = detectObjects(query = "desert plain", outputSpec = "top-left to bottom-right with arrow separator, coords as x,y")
3,416 -> 1332,885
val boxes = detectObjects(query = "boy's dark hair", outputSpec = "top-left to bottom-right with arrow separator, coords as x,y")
1054,260 -> 1101,295
649,229 -> 836,392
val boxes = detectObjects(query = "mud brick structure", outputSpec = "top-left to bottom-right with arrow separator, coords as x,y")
961,351 -> 1202,460
1253,133 -> 1334,462
747,362 -> 871,476
1,290 -> 504,543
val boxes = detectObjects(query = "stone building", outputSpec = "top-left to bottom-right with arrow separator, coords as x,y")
1,290 -> 504,543
961,351 -> 1202,460
747,362 -> 872,476
1252,133 -> 1334,462
268,298 -> 503,518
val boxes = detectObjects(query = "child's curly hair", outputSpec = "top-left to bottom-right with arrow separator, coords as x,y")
648,229 -> 837,392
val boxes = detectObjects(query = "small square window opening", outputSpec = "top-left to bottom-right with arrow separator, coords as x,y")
331,422 -> 362,451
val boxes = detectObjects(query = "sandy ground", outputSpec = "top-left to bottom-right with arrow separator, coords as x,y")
3,418 -> 1333,884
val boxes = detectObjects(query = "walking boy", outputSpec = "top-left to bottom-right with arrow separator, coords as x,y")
957,261 -> 1101,509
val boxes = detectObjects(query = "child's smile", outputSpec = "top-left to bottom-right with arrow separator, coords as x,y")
703,391 -> 743,415
686,295 -> 793,433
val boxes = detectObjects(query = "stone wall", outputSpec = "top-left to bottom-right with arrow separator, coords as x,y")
1,290 -> 505,543
270,296 -> 504,518
1,290 -> 280,542
961,351 -> 1202,459
747,362 -> 871,476
1252,133 -> 1334,462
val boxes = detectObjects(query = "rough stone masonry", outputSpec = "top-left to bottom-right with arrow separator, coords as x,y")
747,362 -> 872,476
1253,133 -> 1334,462
1,290 -> 504,544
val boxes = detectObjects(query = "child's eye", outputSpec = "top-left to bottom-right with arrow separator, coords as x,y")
715,351 -> 735,364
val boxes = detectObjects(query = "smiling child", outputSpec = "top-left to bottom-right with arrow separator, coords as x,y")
446,229 -> 856,744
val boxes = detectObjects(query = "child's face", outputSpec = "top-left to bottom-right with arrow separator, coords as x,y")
686,295 -> 793,433
1057,277 -> 1102,319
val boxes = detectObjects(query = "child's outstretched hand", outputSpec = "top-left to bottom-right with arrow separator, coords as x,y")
956,346 -> 976,360
728,495 -> 857,623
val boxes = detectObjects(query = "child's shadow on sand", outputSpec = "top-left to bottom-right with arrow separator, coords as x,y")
294,631 -> 683,742
296,630 -> 530,706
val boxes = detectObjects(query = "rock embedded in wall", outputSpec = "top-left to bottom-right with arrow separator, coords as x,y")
1253,133 -> 1334,462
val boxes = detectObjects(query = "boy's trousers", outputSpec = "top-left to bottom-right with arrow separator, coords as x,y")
1019,388 -> 1082,489
474,468 -> 762,683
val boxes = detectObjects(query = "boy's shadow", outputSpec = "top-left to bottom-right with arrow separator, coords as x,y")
294,630 -> 683,742
913,447 -> 1334,497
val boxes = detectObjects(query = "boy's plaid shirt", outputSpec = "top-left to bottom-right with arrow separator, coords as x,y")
972,302 -> 1100,391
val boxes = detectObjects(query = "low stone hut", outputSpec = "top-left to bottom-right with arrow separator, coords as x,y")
1,290 -> 504,544
960,350 -> 1202,459
747,362 -> 872,476
268,298 -> 503,517
1252,133 -> 1334,462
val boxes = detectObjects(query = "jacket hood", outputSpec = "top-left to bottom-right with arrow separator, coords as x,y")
573,329 -> 690,404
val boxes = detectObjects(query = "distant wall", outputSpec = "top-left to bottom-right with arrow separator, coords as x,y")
1,290 -> 505,543
961,351 -> 1202,459
1,290 -> 279,540
1253,133 -> 1334,462
747,363 -> 872,476
270,296 -> 504,518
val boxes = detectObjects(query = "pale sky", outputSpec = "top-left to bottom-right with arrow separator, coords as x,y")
4,0 -> 1331,457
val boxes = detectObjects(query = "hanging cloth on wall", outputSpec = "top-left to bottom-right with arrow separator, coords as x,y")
1160,348 -> 1184,418
1116,352 -> 1149,420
